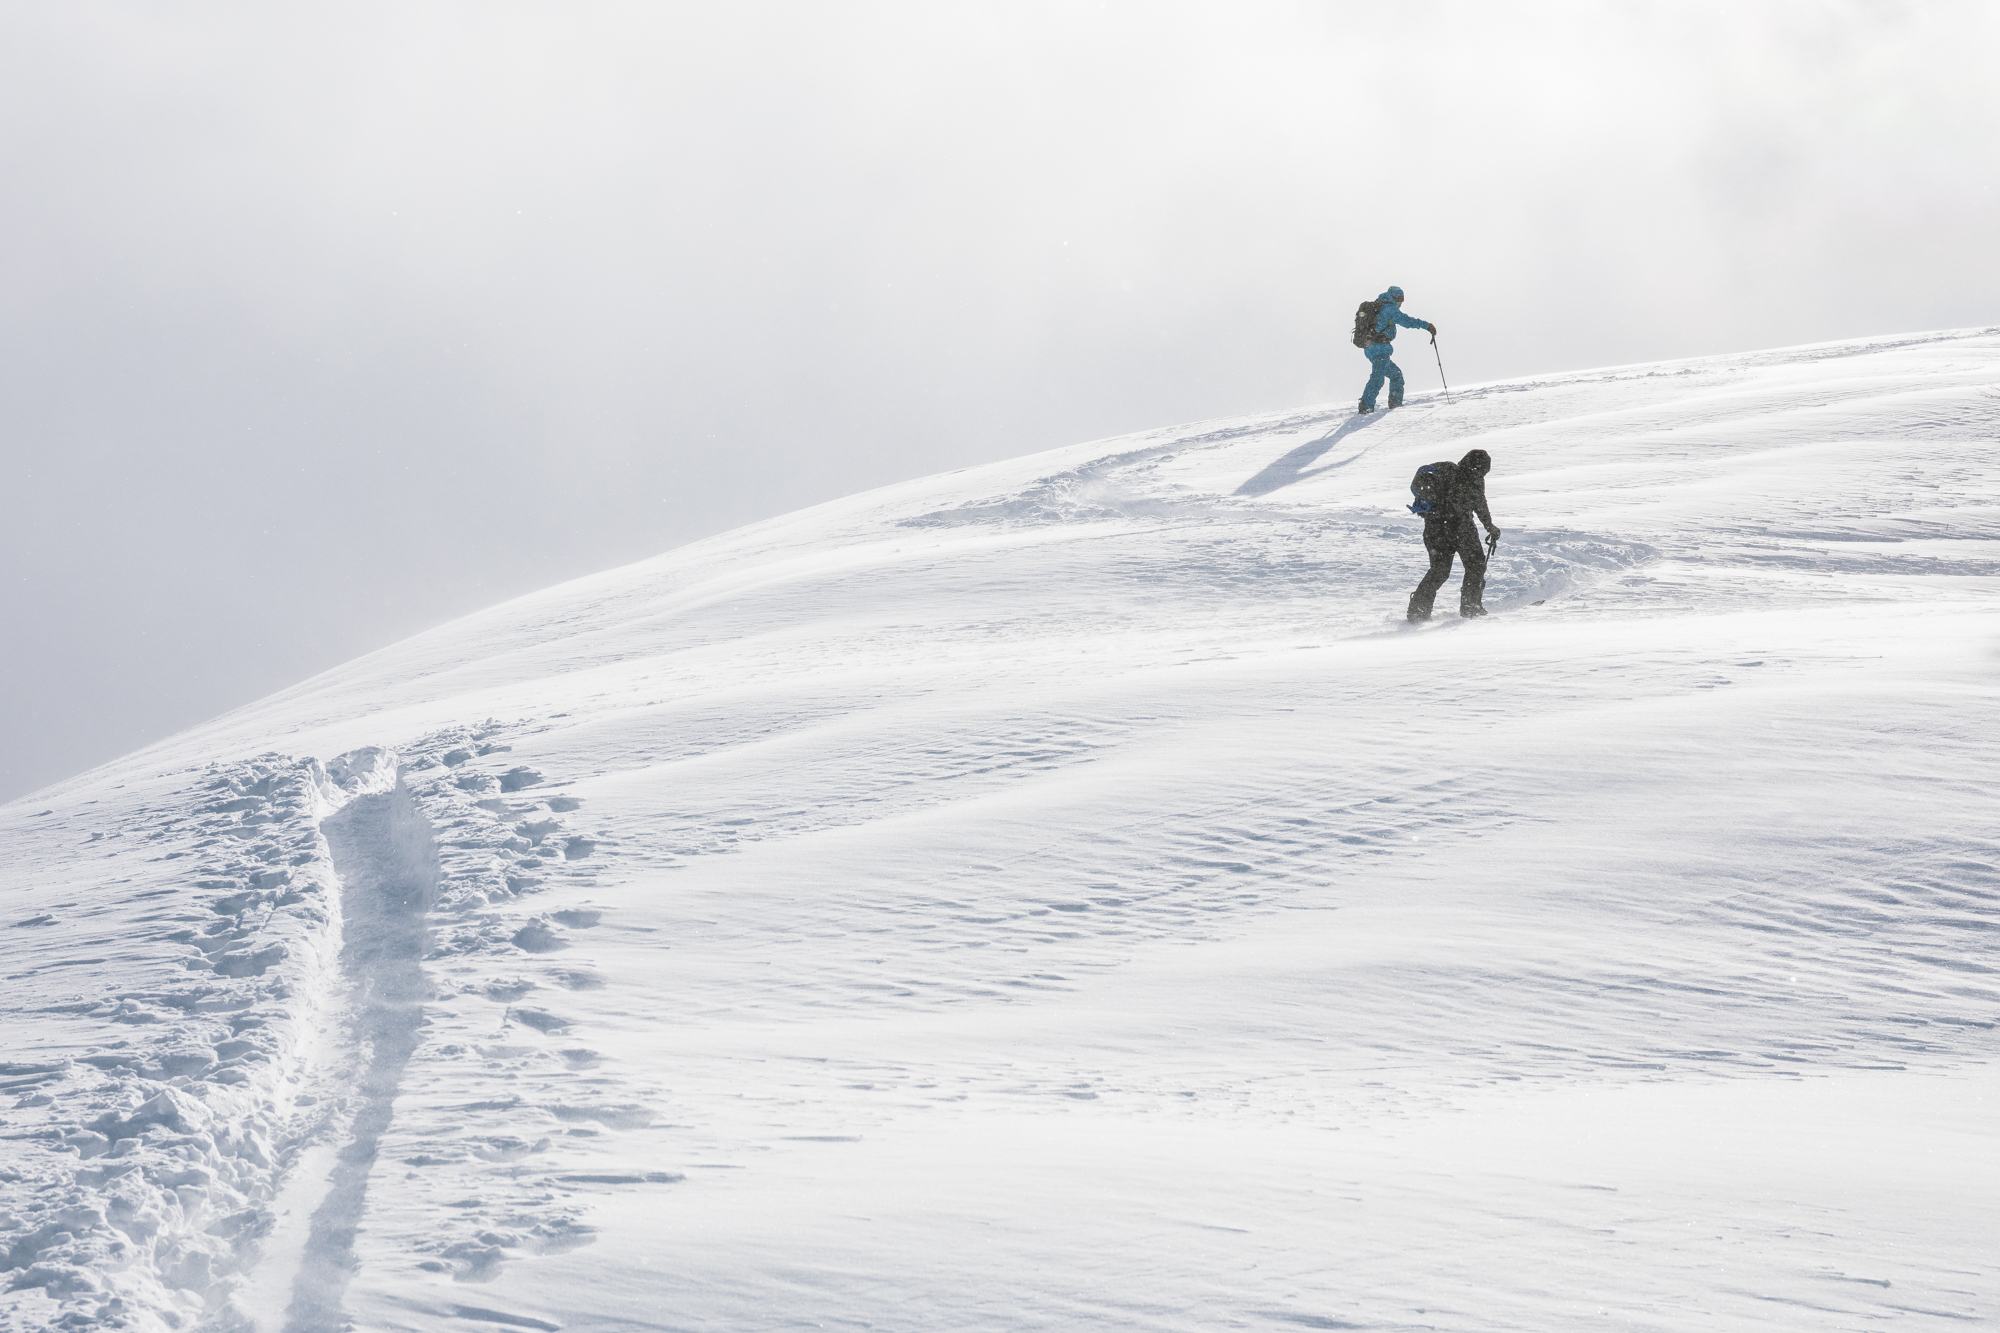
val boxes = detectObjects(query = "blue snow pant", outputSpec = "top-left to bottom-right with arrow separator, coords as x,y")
1360,342 -> 1404,410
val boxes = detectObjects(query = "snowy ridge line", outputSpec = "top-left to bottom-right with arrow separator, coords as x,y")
0,722 -> 609,1331
896,326 -> 2000,536
1382,324 -> 2000,408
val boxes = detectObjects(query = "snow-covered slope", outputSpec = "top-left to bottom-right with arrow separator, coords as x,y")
5,329 -> 1998,1332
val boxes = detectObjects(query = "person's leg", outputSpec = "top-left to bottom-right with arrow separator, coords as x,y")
1385,355 -> 1406,407
1456,520 -> 1489,615
1408,519 -> 1456,620
1360,346 -> 1392,410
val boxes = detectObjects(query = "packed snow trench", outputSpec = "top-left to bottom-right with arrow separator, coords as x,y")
4,330 -> 1998,1332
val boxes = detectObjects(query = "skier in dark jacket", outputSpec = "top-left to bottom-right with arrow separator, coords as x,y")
1358,285 -> 1435,413
1408,448 -> 1500,621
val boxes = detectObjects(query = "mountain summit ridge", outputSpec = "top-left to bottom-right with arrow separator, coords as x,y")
4,329 -> 1998,1331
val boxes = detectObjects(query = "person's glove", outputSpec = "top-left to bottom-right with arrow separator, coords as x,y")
1427,323 -> 1437,334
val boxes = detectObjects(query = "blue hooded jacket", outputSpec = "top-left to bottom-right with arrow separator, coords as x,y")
1371,286 -> 1431,345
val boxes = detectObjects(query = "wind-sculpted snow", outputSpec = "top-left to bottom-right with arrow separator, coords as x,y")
0,735 -> 615,1329
0,750 -> 388,1327
3,329 -> 1998,1331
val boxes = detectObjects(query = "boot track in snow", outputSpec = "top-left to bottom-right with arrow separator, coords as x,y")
268,780 -> 437,1333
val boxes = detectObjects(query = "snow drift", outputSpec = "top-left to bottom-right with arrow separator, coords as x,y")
3,329 -> 1998,1332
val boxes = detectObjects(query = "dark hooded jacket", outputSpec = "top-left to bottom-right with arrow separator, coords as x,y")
1442,449 -> 1493,527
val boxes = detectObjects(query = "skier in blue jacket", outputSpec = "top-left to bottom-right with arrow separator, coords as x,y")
1357,286 -> 1435,413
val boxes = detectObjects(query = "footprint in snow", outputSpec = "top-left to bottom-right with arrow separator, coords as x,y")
511,919 -> 569,953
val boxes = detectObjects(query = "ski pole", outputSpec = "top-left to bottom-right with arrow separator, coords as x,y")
1431,331 -> 1450,394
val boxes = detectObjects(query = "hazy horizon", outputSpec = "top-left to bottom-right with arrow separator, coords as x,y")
5,0 -> 1998,803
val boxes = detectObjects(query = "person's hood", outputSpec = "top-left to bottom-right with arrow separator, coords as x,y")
1458,448 -> 1491,476
1380,286 -> 1405,303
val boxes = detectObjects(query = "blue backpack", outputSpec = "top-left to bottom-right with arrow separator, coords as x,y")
1408,460 -> 1456,515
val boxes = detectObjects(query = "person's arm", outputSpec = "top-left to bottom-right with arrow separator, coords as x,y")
1472,478 -> 1497,532
1387,306 -> 1435,334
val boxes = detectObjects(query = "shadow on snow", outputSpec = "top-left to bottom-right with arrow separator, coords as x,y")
1233,413 -> 1382,497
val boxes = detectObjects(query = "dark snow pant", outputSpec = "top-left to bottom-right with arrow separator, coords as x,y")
1408,516 -> 1486,619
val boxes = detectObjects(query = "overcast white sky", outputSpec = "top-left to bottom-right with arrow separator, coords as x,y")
3,0 -> 1997,802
